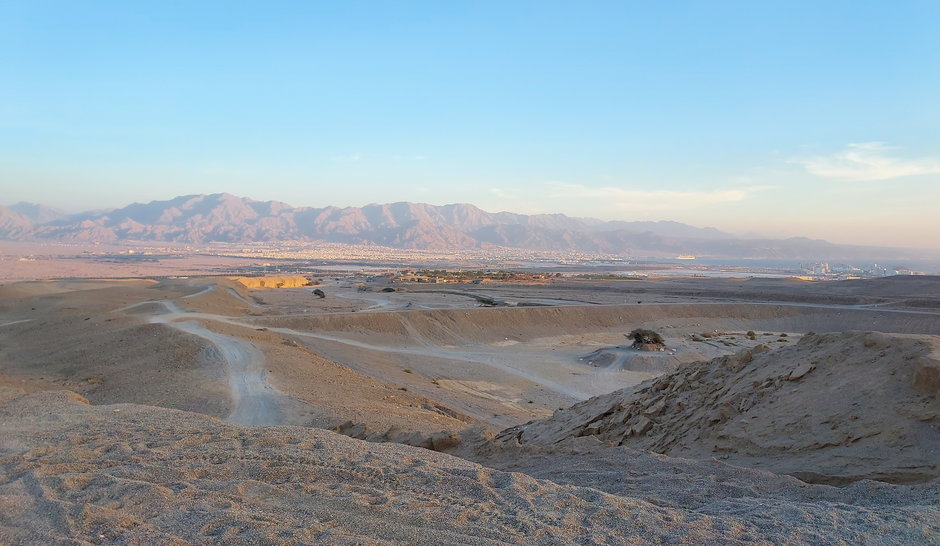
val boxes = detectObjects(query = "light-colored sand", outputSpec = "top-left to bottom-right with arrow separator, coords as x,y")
2,387 -> 937,545
251,299 -> 940,346
5,276 -> 938,435
0,280 -> 234,418
3,275 -> 940,542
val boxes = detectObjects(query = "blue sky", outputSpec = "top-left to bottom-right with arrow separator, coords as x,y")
1,1 -> 938,248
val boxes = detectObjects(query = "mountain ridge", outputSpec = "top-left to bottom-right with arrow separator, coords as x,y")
0,193 -> 934,261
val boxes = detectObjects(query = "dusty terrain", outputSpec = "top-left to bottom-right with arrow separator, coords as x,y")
1,274 -> 939,543
3,387 -> 937,544
495,331 -> 940,484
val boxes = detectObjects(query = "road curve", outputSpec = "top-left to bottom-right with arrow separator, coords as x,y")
170,320 -> 282,425
122,298 -> 284,425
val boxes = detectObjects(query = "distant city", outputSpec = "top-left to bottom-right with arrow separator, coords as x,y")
797,262 -> 927,280
4,240 -> 932,282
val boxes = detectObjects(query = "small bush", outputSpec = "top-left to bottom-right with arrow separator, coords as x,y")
628,328 -> 665,346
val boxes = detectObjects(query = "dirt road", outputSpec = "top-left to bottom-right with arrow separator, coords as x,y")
124,297 -> 284,425
169,319 -> 282,425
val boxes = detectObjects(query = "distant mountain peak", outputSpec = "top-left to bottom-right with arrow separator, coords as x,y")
2,193 -> 932,261
9,202 -> 68,224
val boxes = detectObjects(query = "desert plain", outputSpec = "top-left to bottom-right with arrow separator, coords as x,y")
1,270 -> 939,543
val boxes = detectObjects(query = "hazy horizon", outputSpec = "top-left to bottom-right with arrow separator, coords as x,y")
7,191 -> 940,256
2,2 -> 937,248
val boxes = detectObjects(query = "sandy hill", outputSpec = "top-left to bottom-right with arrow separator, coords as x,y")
497,331 -> 940,485
2,387 -> 938,544
257,302 -> 940,349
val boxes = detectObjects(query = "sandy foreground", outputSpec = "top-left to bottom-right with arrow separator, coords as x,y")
1,387 -> 936,545
0,275 -> 938,543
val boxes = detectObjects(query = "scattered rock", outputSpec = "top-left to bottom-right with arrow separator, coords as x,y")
788,361 -> 816,381
499,332 -> 940,484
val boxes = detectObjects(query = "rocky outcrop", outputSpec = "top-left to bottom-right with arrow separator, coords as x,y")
498,332 -> 940,484
231,275 -> 312,289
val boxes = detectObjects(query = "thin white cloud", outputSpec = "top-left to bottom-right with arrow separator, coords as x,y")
797,142 -> 940,181
482,188 -> 547,214
546,182 -> 770,211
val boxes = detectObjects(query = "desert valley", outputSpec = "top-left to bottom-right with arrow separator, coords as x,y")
1,257 -> 938,543
5,1 -> 939,542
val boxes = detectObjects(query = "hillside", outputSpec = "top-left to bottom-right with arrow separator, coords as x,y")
495,331 -> 940,484
2,193 -> 933,261
2,386 -> 937,544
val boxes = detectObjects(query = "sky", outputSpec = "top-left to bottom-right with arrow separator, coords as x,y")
1,1 -> 938,248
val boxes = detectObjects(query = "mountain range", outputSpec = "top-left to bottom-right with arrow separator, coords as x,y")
0,193 -> 933,262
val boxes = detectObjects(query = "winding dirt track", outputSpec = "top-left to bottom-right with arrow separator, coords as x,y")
153,304 -> 611,401
121,298 -> 284,425
118,282 -> 940,426
169,320 -> 281,425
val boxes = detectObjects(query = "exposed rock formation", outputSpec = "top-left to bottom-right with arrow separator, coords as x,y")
231,275 -> 311,289
498,332 -> 940,484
